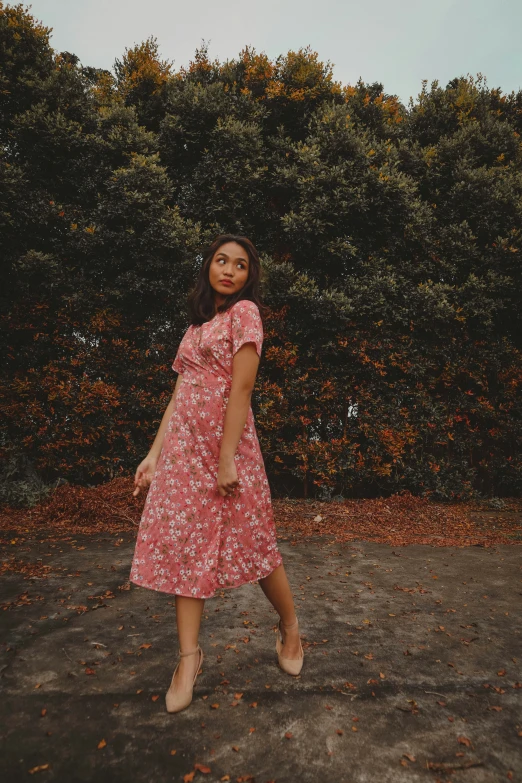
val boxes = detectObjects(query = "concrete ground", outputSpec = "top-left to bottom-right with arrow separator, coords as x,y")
0,532 -> 520,783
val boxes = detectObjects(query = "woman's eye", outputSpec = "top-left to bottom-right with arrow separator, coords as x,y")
216,257 -> 245,269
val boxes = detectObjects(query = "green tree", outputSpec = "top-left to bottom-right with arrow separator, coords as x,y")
1,4 -> 521,502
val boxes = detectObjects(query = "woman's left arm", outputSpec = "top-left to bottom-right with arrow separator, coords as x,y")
217,344 -> 260,495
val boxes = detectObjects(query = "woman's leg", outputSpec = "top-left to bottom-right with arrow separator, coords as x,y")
173,595 -> 205,686
258,564 -> 302,658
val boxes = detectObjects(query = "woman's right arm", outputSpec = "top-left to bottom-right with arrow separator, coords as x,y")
148,373 -> 183,460
133,373 -> 183,497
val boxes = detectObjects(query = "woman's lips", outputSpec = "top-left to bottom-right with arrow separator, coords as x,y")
220,281 -> 233,286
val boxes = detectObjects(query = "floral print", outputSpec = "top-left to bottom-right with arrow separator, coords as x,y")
130,299 -> 283,598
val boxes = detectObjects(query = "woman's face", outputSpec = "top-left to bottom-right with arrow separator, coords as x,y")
208,241 -> 250,303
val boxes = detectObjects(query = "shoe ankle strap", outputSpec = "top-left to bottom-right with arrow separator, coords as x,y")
179,644 -> 201,657
280,618 -> 298,630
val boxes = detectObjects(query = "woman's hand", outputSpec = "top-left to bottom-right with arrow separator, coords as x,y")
133,455 -> 158,497
217,456 -> 239,497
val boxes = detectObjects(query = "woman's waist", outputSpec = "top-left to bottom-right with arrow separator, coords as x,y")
181,371 -> 231,390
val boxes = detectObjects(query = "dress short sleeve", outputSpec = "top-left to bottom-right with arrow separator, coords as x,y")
230,300 -> 263,358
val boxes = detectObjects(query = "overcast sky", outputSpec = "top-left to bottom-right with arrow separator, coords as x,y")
26,0 -> 521,106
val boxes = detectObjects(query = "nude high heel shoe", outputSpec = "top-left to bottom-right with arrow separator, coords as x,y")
165,644 -> 204,713
275,617 -> 304,676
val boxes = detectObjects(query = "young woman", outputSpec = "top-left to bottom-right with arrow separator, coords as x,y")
129,234 -> 304,713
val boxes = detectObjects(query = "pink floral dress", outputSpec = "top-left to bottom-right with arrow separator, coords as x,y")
129,299 -> 283,599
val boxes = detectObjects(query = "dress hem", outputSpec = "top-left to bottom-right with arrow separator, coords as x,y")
129,555 -> 283,600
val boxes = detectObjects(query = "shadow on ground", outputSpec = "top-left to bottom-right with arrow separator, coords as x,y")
0,532 -> 520,782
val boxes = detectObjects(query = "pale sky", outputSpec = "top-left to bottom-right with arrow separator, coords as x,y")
26,0 -> 521,106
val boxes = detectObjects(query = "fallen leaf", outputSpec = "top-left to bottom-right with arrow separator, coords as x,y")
28,764 -> 50,774
98,739 -> 107,749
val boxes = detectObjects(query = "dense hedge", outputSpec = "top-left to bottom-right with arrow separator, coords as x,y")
1,3 -> 521,504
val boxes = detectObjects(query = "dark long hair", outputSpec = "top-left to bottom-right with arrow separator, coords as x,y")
187,234 -> 269,326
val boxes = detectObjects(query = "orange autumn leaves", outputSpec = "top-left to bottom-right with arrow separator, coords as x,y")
3,480 -> 521,547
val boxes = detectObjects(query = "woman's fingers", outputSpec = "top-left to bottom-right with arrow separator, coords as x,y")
133,469 -> 151,497
218,482 -> 239,496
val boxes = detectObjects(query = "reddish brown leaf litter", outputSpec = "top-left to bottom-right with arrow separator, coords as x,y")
275,493 -> 522,547
0,477 -> 520,547
0,558 -> 68,579
0,477 -> 140,533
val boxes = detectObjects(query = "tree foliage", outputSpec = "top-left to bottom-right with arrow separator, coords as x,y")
1,4 -> 521,504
